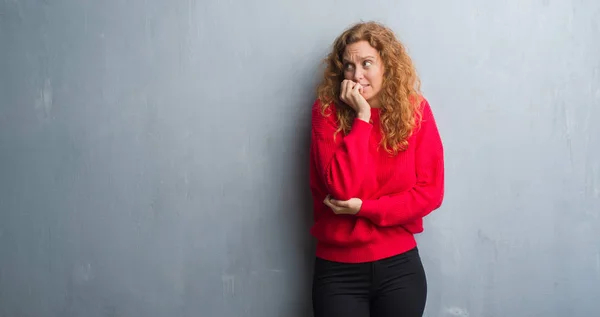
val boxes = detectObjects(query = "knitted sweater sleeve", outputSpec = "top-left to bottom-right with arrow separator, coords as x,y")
358,100 -> 445,227
310,100 -> 372,201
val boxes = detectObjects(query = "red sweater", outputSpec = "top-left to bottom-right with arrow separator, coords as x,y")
308,98 -> 444,263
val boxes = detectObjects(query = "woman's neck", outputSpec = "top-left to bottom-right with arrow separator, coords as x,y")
368,98 -> 381,108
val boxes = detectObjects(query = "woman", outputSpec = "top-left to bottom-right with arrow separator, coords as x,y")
308,21 -> 445,317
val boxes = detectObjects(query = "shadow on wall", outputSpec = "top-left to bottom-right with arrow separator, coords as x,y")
295,124 -> 317,317
287,96 -> 317,317
270,69 -> 322,316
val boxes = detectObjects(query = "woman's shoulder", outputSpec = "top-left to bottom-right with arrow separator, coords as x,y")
411,95 -> 434,123
412,94 -> 429,111
418,97 -> 437,122
312,98 -> 337,109
311,98 -> 338,118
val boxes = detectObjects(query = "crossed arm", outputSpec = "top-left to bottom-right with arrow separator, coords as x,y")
310,99 -> 445,228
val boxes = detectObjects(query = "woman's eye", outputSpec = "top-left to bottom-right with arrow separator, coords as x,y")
364,60 -> 372,67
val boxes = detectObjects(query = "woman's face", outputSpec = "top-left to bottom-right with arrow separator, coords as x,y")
342,40 -> 385,107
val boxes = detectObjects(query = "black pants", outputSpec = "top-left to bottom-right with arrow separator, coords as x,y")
312,247 -> 427,317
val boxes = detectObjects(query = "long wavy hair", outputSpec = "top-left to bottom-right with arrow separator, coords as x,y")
316,21 -> 423,155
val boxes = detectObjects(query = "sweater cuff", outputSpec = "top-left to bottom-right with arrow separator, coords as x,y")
358,199 -> 381,223
350,117 -> 372,134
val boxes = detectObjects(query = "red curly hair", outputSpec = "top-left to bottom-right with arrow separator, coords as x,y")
316,21 -> 423,155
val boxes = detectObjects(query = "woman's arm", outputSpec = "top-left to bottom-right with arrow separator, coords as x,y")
357,100 -> 445,227
310,99 -> 372,201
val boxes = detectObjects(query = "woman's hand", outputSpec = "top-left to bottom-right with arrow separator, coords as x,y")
340,80 -> 371,121
323,195 -> 362,215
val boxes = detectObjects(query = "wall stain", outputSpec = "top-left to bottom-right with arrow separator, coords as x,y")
221,274 -> 235,297
34,78 -> 53,120
445,306 -> 470,317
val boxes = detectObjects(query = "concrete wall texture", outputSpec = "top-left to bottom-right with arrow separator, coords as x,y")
1,0 -> 599,316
